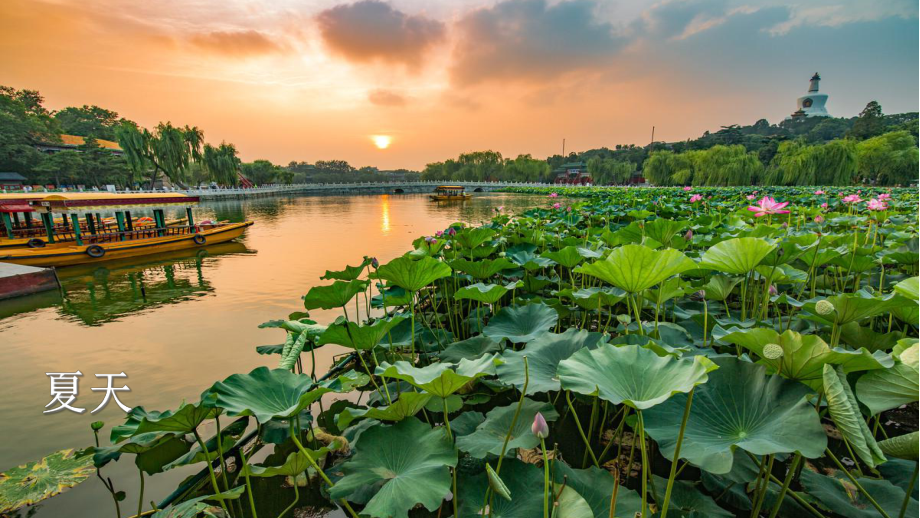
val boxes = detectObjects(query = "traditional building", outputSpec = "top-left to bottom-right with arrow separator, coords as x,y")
553,162 -> 592,185
35,134 -> 124,156
0,172 -> 27,190
788,73 -> 830,119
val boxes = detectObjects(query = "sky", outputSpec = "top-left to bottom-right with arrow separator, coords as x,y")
1,0 -> 917,170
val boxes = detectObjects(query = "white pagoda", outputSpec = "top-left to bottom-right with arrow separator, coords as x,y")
789,73 -> 830,119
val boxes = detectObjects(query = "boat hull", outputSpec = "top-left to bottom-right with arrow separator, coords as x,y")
429,194 -> 471,201
0,222 -> 253,267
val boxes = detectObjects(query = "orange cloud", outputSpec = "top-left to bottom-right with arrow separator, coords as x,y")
188,30 -> 286,57
367,89 -> 408,106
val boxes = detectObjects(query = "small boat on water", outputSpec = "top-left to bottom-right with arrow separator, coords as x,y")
429,185 -> 471,201
0,192 -> 253,267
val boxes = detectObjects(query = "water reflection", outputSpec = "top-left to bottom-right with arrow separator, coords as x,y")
381,194 -> 391,234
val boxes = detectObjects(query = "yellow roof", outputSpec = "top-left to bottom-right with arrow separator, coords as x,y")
32,192 -> 198,212
40,192 -> 192,201
59,134 -> 122,151
0,192 -> 43,200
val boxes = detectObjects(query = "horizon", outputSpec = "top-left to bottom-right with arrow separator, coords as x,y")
2,0 -> 917,170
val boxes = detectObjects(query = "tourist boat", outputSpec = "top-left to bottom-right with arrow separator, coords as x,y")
429,186 -> 471,201
0,193 -> 253,267
0,193 -> 184,249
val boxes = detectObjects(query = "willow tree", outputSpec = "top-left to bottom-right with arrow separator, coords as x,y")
202,142 -> 241,186
857,131 -> 919,185
115,122 -> 203,188
691,145 -> 760,186
766,139 -> 857,186
643,151 -> 691,186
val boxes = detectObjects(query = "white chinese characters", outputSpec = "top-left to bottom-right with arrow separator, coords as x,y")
44,371 -> 132,414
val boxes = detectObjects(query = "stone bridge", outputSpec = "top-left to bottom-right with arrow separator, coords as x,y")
141,181 -> 550,199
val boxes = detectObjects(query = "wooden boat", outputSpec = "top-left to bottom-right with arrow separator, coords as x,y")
0,193 -> 254,267
429,186 -> 471,201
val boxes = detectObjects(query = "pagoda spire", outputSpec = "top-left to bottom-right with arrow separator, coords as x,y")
808,73 -> 821,93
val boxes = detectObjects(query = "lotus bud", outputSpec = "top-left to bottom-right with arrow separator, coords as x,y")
815,299 -> 835,316
532,412 -> 549,439
769,285 -> 777,296
690,290 -> 706,302
425,236 -> 437,244
370,257 -> 379,268
762,343 -> 784,360
448,227 -> 457,236
684,229 -> 693,241
814,215 -> 825,223
91,421 -> 105,431
435,230 -> 444,237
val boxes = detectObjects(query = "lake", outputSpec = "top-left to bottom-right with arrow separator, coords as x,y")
0,191 -> 543,517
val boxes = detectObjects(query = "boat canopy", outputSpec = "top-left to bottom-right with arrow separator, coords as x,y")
30,192 -> 200,212
435,185 -> 465,191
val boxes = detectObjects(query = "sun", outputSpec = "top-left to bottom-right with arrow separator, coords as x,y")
371,135 -> 392,149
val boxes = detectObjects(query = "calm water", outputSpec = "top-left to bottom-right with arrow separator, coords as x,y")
0,192 -> 542,517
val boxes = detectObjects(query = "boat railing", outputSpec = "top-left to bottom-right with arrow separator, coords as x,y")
53,224 -> 226,245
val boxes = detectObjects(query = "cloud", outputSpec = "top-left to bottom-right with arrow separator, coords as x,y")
316,0 -> 445,69
367,88 -> 408,106
188,29 -> 285,57
449,0 -> 628,86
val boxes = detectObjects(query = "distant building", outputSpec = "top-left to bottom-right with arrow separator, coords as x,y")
0,172 -> 27,190
788,73 -> 830,120
553,162 -> 592,185
35,134 -> 124,156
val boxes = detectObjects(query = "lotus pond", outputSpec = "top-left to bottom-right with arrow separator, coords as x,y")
1,186 -> 918,518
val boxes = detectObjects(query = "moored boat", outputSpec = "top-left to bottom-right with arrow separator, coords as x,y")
429,185 -> 471,201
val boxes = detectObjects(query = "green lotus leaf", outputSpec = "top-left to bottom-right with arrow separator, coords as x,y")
150,495 -> 225,518
824,365 -> 886,469
439,335 -> 501,363
700,237 -> 776,274
165,419 -> 247,470
856,362 -> 920,415
328,417 -> 457,518
456,399 -> 558,458
277,325 -> 327,370
800,469 -> 918,518
644,218 -> 690,247
703,274 -> 742,301
451,411 -> 486,437
454,227 -> 497,250
557,343 -> 716,410
651,475 -> 733,517
720,327 -> 893,391
337,392 -> 432,429
643,357 -> 826,474
449,257 -> 515,279
302,279 -> 369,310
486,463 -> 512,501
555,486 -> 594,518
879,432 -> 919,460
0,449 -> 95,513
895,276 -> 919,302
455,282 -> 519,305
483,302 -> 559,343
376,353 -> 498,397
541,245 -> 585,268
126,434 -> 192,475
205,367 -> 330,424
804,290 -> 904,325
507,247 -> 555,270
135,402 -> 218,435
553,463 -> 642,518
558,287 -> 626,309
575,244 -> 696,293
840,322 -> 905,353
320,258 -> 371,281
425,394 -> 463,414
457,459 -> 543,517
380,319 -> 454,351
373,255 -> 452,293
243,447 -> 329,478
497,328 -> 607,395
316,316 -> 407,350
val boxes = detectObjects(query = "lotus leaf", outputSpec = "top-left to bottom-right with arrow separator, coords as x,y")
302,279 -> 369,310
800,469 -> 918,518
0,449 -> 95,513
803,290 -> 904,325
328,417 -> 457,518
879,432 -> 919,460
703,274 -> 743,301
456,399 -> 558,458
455,282 -> 519,305
482,302 -> 558,343
439,335 -> 502,363
206,367 -> 331,424
317,316 -> 406,350
497,328 -> 607,395
574,244 -> 696,293
135,402 -> 218,435
150,498 -> 224,518
895,276 -> 919,302
376,353 -> 498,397
700,237 -> 776,274
320,258 -> 371,281
166,419 -> 247,470
557,343 -> 716,410
856,362 -> 919,415
651,475 -> 733,517
454,227 -> 497,250
337,392 -> 432,429
643,357 -> 826,474
720,327 -> 892,391
541,245 -> 585,268
373,255 -> 452,293
242,447 -> 330,477
823,364 -> 886,469
449,257 -> 515,279
553,463 -> 642,518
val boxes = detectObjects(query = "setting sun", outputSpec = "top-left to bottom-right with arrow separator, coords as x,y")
371,135 -> 392,149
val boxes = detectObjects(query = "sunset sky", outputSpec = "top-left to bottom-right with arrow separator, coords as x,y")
1,0 -> 917,169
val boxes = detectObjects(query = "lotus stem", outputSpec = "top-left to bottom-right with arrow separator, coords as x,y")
564,391 -> 599,468
582,395 -> 599,468
660,388 -> 694,518
767,453 -> 801,518
900,461 -> 919,518
290,428 -> 360,518
278,475 -> 298,518
235,432 -> 259,518
193,429 -> 231,517
137,469 -> 145,518
743,451 -> 825,518
825,448 -> 892,518
541,437 -> 550,518
442,398 -> 458,518
482,356 -> 530,516
750,454 -> 775,518
637,411 -> 649,518
608,468 -> 620,518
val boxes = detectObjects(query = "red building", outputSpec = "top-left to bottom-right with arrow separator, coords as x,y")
553,162 -> 592,185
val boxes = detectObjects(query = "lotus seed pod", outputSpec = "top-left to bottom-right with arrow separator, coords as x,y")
763,343 -> 784,360
815,299 -> 835,315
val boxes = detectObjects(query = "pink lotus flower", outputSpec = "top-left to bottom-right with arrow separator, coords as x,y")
746,195 -> 756,200
532,412 -> 549,438
814,215 -> 824,223
814,190 -> 825,195
566,206 -> 572,212
682,186 -> 692,191
549,192 -> 558,198
425,236 -> 437,244
867,199 -> 888,211
821,202 -> 828,209
877,193 -> 891,200
747,196 -> 790,217
498,205 -> 504,211
435,230 -> 444,237
552,203 -> 561,209
689,194 -> 703,203
447,227 -> 457,236
842,194 -> 862,204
